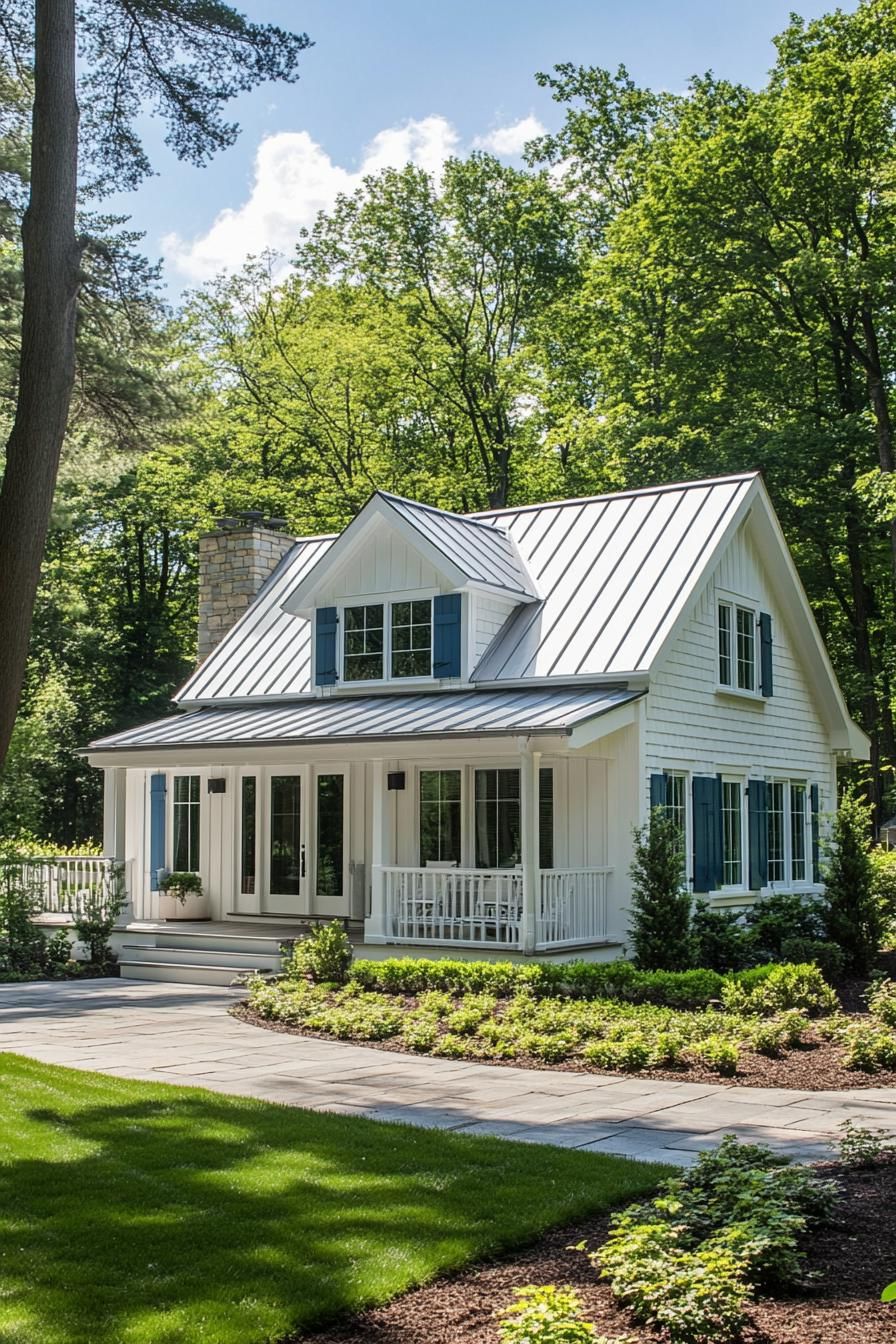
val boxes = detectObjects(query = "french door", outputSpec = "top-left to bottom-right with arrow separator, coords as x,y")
262,768 -> 309,915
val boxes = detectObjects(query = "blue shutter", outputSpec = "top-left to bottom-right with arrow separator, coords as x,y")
759,612 -> 773,697
149,773 -> 166,891
650,773 -> 666,811
432,594 -> 462,678
315,607 -> 339,686
748,778 -> 768,890
692,775 -> 722,893
810,783 -> 820,883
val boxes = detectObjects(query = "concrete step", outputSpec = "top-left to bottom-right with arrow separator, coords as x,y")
120,943 -> 282,972
148,929 -> 290,957
118,959 -> 261,987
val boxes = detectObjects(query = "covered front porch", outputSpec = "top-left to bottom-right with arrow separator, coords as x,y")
81,686 -> 644,973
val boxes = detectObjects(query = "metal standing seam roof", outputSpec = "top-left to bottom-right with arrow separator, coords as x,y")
378,492 -> 539,599
176,472 -> 758,705
87,686 -> 644,752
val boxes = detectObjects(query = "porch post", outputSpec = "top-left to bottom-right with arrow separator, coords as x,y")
103,766 -> 130,915
366,758 -> 392,941
519,740 -> 541,954
102,767 -> 127,859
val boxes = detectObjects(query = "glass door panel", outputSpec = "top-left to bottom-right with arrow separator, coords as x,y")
264,773 -> 305,913
313,770 -> 350,916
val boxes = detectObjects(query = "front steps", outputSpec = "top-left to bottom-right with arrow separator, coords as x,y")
118,927 -> 288,987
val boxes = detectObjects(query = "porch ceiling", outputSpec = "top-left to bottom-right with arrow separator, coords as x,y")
86,686 -> 644,753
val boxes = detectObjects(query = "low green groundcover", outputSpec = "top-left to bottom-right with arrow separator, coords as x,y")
0,1054 -> 667,1344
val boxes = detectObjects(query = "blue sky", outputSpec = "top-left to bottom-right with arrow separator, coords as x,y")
116,0 -> 842,298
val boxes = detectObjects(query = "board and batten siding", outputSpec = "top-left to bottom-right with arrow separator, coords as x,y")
644,521 -> 836,824
323,525 -> 444,601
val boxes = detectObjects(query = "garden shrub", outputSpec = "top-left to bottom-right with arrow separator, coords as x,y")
0,864 -> 45,973
286,922 -> 353,985
628,809 -> 692,971
690,1035 -> 739,1075
689,901 -> 751,972
43,928 -> 73,976
595,1136 -> 839,1342
837,1119 -> 896,1167
721,963 -> 837,1017
72,870 -> 127,966
745,891 -> 826,962
870,848 -> 896,927
841,1023 -> 896,1072
598,1219 -> 748,1344
823,787 -> 882,975
778,936 -> 844,982
496,1285 -> 604,1344
866,976 -> 896,1028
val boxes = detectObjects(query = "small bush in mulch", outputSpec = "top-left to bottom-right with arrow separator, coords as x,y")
238,956 -> 896,1090
303,1148 -> 896,1344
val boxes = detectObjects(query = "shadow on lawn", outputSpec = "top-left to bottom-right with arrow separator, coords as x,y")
0,1059 -> 665,1344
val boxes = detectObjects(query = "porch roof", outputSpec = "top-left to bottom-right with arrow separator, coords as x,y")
87,686 -> 643,753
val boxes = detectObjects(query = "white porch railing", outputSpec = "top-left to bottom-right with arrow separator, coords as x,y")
0,857 -> 127,920
383,867 -> 524,947
382,865 -> 611,950
537,867 -> 610,949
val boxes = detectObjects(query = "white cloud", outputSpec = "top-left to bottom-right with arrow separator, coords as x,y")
163,111 -> 545,286
472,115 -> 546,157
163,115 -> 460,284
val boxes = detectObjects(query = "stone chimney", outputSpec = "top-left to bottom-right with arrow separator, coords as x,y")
197,513 -> 294,661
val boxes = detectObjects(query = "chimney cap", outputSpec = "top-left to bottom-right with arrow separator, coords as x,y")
214,516 -> 241,530
265,516 -> 288,531
238,509 -> 265,525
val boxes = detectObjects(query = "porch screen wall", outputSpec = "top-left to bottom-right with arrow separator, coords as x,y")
270,775 -> 301,896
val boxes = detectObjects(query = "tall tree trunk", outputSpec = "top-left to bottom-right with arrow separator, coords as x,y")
0,0 -> 82,766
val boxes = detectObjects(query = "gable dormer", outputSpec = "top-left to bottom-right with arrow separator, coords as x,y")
281,492 -> 538,691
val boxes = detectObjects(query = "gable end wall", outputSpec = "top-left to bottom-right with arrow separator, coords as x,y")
644,522 -> 836,820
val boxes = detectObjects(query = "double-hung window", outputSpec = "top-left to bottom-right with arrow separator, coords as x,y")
718,600 -> 756,691
721,778 -> 744,887
342,599 -> 433,682
765,779 -> 811,886
172,775 -> 201,872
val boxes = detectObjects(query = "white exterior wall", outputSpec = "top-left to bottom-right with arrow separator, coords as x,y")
644,519 -> 837,896
322,524 -> 445,601
471,592 -> 519,665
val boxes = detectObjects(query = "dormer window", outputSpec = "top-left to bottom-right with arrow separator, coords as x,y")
344,604 -> 385,681
391,600 -> 432,678
342,598 -> 434,683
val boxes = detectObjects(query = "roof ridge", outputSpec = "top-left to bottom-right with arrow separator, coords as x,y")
468,471 -> 760,520
377,490 -> 510,534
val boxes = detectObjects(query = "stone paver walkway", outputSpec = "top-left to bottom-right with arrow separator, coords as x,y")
3,978 -> 896,1167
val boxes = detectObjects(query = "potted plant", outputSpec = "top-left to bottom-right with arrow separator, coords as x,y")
158,871 -> 210,921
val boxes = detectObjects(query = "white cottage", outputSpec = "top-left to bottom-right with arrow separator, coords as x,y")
84,472 -> 869,983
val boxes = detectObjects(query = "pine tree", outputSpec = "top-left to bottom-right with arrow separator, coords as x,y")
628,807 -> 693,970
824,788 -> 882,976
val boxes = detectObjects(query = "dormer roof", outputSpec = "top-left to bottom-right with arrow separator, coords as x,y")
281,490 -> 538,613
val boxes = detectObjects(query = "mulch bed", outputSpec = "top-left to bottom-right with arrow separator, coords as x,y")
232,1000 -> 896,1091
301,1161 -> 896,1344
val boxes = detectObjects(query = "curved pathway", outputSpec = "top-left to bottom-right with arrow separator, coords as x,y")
2,978 -> 896,1167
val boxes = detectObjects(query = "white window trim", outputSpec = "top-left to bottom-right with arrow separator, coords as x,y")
720,774 -> 747,891
311,765 -> 351,905
762,775 -> 815,893
169,771 -> 203,875
338,591 -> 438,688
415,764 -> 465,867
716,593 -> 763,701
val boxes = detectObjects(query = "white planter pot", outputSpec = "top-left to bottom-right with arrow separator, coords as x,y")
159,892 -> 211,921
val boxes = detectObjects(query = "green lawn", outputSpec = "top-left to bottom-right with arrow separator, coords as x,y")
0,1055 -> 668,1344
